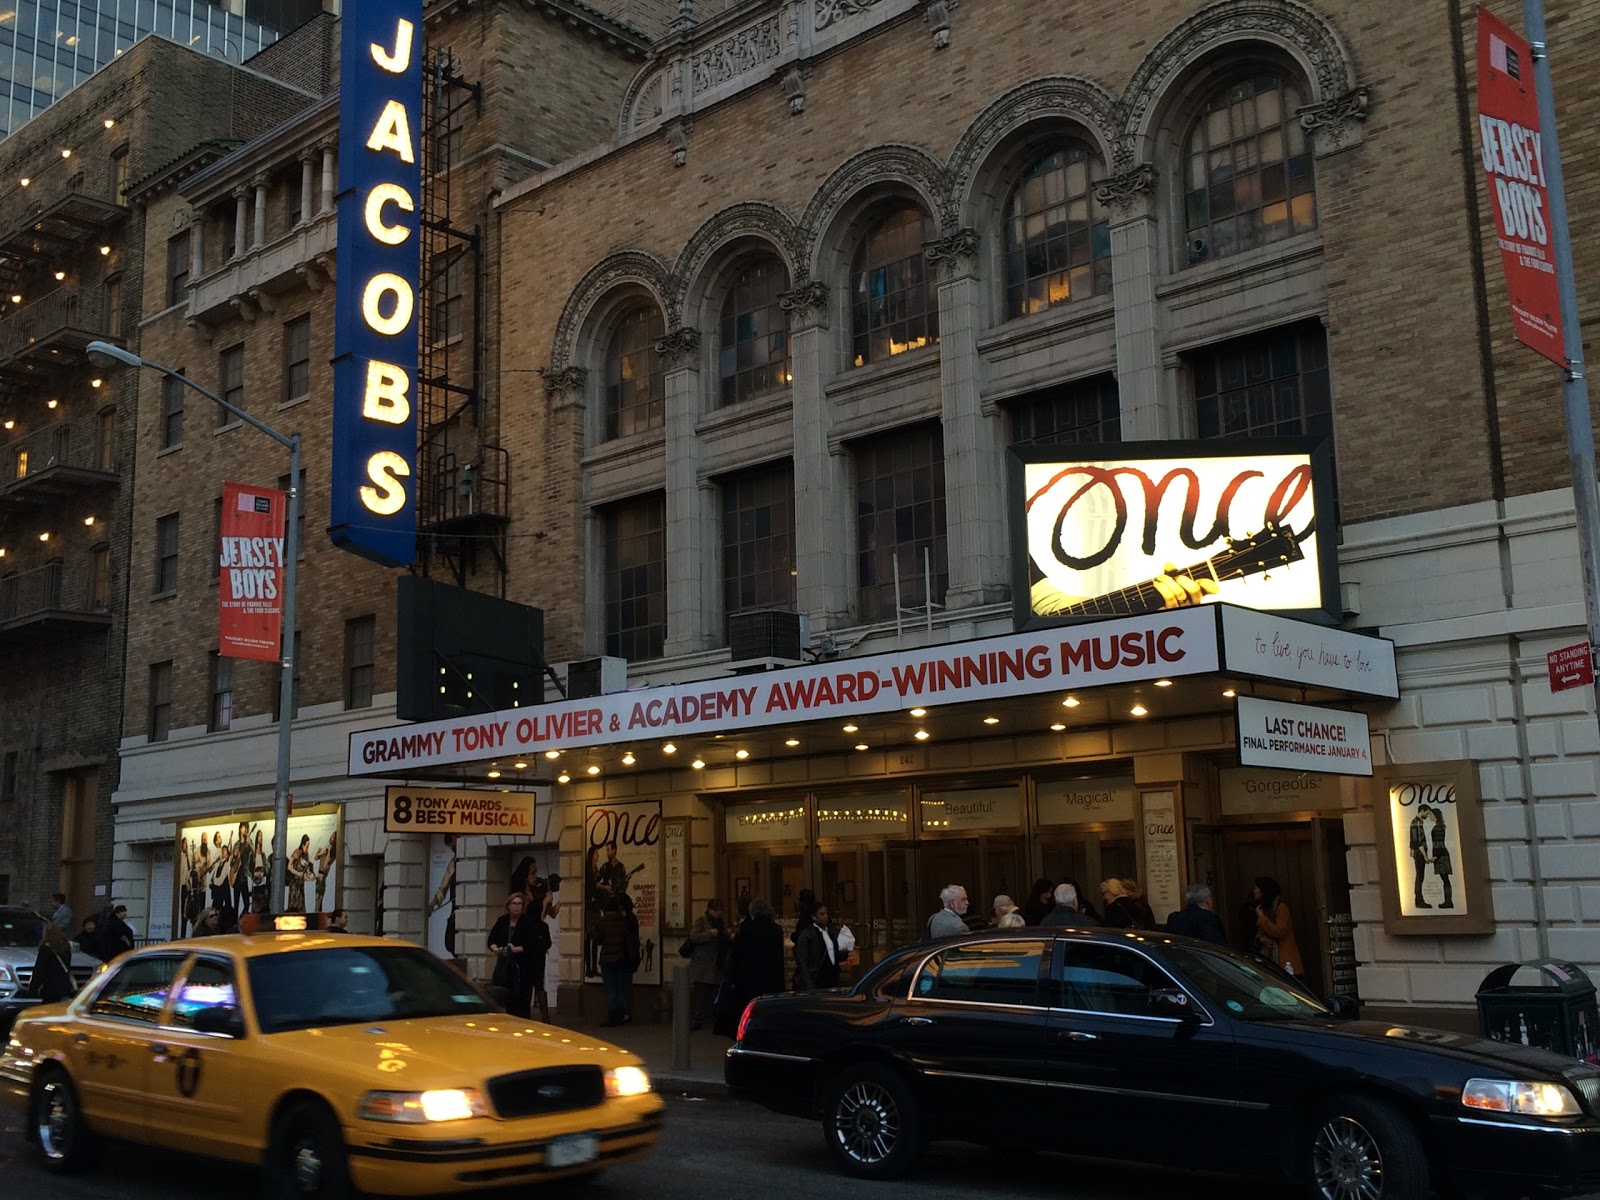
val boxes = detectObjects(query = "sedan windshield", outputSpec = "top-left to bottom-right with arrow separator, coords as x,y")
1163,944 -> 1330,1022
247,945 -> 496,1033
0,912 -> 43,947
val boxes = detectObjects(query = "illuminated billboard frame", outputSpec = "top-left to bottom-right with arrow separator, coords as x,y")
1006,438 -> 1340,631
328,0 -> 423,568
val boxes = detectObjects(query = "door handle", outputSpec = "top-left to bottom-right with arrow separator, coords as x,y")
73,1033 -> 88,1045
149,1043 -> 169,1056
1058,1030 -> 1099,1042
899,1016 -> 935,1027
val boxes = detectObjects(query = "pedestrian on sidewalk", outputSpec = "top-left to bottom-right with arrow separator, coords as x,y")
794,901 -> 841,991
27,923 -> 74,1003
926,884 -> 970,939
688,898 -> 729,1031
488,893 -> 550,1021
1042,883 -> 1100,929
597,893 -> 638,1025
722,898 -> 784,1035
1166,883 -> 1227,945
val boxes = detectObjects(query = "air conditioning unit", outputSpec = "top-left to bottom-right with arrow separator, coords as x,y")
727,610 -> 807,672
567,656 -> 627,699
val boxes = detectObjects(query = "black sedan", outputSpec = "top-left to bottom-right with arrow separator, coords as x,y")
725,928 -> 1600,1199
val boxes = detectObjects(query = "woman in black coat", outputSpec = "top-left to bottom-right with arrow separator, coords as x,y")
487,893 -> 550,1020
28,924 -> 75,1003
720,898 -> 786,1035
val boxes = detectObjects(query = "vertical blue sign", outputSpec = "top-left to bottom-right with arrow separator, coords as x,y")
329,0 -> 423,567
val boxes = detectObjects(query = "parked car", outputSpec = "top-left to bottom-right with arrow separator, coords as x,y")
726,928 -> 1600,1199
0,906 -> 101,1038
2,933 -> 663,1197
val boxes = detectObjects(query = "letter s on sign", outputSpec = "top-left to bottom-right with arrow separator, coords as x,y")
361,452 -> 411,515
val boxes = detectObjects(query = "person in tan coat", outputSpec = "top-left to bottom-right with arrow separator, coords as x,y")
1253,877 -> 1305,977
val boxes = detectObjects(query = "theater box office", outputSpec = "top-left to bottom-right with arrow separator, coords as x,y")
350,603 -> 1398,1002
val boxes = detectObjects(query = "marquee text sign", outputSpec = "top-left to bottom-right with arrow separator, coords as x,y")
1235,697 -> 1373,777
383,786 -> 536,834
329,0 -> 423,567
1008,440 -> 1338,629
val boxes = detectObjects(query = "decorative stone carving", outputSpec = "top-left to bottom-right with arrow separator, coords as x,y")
654,326 -> 702,369
170,205 -> 193,233
781,65 -> 806,115
295,263 -> 326,293
314,253 -> 336,283
549,250 -> 673,371
922,227 -> 978,280
670,202 -> 805,319
666,121 -> 691,168
779,280 -> 830,328
800,143 -> 956,239
923,0 -> 953,49
1092,162 -> 1158,215
1297,86 -> 1369,152
668,0 -> 695,36
540,365 -> 588,401
815,0 -> 884,31
691,16 -> 782,92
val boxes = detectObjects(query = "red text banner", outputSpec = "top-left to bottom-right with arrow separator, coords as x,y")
219,482 -> 286,661
349,607 -> 1221,774
1477,7 -> 1563,365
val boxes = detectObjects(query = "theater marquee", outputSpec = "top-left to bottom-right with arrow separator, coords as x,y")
1008,440 -> 1339,630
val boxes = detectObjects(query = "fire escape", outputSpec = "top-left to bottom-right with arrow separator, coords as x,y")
416,49 -> 508,594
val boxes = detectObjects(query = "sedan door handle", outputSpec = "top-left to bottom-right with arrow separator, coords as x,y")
1058,1030 -> 1099,1042
899,1016 -> 935,1027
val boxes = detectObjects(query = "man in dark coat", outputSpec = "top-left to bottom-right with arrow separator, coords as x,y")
1041,883 -> 1100,929
722,898 -> 785,1035
1165,883 -> 1228,944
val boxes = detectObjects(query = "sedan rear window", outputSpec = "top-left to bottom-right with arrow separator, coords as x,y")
247,945 -> 495,1033
913,941 -> 1046,1007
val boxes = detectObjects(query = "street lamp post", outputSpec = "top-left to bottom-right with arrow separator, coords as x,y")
88,340 -> 301,912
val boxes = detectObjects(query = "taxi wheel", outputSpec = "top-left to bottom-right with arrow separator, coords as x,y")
30,1068 -> 94,1173
268,1100 -> 351,1200
1307,1093 -> 1428,1200
821,1063 -> 922,1181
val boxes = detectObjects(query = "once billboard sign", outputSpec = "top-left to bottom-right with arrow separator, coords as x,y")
329,0 -> 423,567
1008,439 -> 1339,629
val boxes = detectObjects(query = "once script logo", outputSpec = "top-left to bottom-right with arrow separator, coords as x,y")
1391,782 -> 1457,809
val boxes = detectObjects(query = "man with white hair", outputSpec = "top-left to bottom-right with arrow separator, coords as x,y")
1042,882 -> 1100,928
926,884 -> 970,938
1165,882 -> 1227,944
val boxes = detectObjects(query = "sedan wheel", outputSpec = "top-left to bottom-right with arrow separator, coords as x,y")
822,1064 -> 921,1180
31,1072 -> 93,1173
1308,1095 -> 1428,1200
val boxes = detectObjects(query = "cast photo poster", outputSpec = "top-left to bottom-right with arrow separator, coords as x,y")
427,834 -> 459,961
584,800 -> 662,987
176,806 -> 340,936
1388,779 -> 1469,918
508,847 -> 562,1000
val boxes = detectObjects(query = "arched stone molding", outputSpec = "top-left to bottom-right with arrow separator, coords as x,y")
548,249 -> 674,372
946,75 -> 1120,225
669,201 -> 805,324
1117,0 -> 1363,168
798,142 -> 954,278
619,60 -> 668,138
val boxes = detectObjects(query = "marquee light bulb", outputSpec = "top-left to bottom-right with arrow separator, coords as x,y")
18,177 -> 28,186
9,294 -> 20,304
2,419 -> 12,429
60,148 -> 71,158
1050,722 -> 1067,731
99,245 -> 111,255
53,271 -> 64,281
690,758 -> 705,770
662,742 -> 677,755
557,772 -> 570,784
842,723 -> 858,733
1063,696 -> 1081,708
1154,679 -> 1173,688
982,716 -> 1000,725
1223,688 -> 1237,698
909,707 -> 927,718
544,750 -> 560,760
586,765 -> 600,776
784,738 -> 799,748
621,752 -> 635,766
104,118 -> 115,128
735,749 -> 749,760
1130,703 -> 1149,717
486,769 -> 501,779
512,761 -> 527,770
83,515 -> 94,526
38,531 -> 50,541
46,398 -> 57,409
914,730 -> 930,741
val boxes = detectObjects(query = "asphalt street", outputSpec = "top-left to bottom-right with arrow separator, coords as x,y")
0,1091 -> 1251,1200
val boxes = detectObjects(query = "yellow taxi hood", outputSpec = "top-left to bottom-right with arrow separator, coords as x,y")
262,1016 -> 642,1086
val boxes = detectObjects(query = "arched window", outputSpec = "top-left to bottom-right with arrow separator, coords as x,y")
603,305 -> 665,441
1004,144 -> 1111,319
718,256 -> 790,407
850,205 -> 939,368
1184,74 -> 1317,264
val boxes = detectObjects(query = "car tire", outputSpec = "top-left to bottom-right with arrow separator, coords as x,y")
266,1100 -> 352,1200
1307,1093 -> 1428,1200
821,1063 -> 922,1181
29,1068 -> 94,1174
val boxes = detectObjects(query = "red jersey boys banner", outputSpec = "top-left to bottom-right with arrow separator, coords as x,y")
1477,7 -> 1563,366
219,482 -> 286,661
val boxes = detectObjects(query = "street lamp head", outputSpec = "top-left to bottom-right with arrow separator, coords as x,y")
85,340 -> 141,370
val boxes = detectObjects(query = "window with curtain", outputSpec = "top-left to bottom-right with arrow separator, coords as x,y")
603,306 -> 665,440
853,423 -> 947,622
1184,74 -> 1317,263
850,205 -> 939,368
601,493 -> 666,661
718,256 -> 791,407
1003,144 -> 1112,318
720,462 -> 795,627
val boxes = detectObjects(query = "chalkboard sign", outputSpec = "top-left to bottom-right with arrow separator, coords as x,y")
1327,913 -> 1361,998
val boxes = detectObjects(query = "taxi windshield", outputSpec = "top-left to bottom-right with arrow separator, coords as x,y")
247,945 -> 495,1033
1162,944 -> 1330,1022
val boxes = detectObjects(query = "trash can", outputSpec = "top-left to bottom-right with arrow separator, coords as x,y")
1476,959 -> 1600,1063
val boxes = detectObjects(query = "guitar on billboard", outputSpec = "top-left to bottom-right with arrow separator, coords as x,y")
1035,526 -> 1304,618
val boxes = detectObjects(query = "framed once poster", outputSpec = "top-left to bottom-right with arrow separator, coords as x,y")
1370,762 -> 1494,935
584,800 -> 663,986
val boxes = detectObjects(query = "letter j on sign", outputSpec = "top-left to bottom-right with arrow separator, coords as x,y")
329,0 -> 423,567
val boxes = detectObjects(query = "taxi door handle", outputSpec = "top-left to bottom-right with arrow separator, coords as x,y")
1058,1031 -> 1098,1042
149,1043 -> 169,1056
73,1033 -> 88,1045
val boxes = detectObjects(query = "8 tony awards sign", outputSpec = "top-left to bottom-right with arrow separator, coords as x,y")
1008,439 -> 1340,630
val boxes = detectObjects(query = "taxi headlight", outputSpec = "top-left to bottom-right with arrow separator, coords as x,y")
605,1066 -> 652,1098
1463,1078 -> 1581,1117
357,1088 -> 490,1123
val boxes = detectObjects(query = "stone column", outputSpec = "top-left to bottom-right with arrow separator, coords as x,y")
252,176 -> 268,249
927,227 -> 1006,609
657,326 -> 710,656
1097,164 -> 1171,439
299,152 -> 315,226
189,218 -> 204,280
782,281 -> 853,629
319,146 -> 336,214
232,189 -> 248,260
381,835 -> 426,947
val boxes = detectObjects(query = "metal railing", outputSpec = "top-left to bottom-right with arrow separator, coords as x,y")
3,418 -> 112,483
0,559 -> 106,623
0,285 -> 109,363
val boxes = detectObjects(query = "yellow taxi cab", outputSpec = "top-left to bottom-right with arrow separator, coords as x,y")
0,932 -> 662,1197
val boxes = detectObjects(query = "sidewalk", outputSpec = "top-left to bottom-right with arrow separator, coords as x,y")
551,1009 -> 734,1097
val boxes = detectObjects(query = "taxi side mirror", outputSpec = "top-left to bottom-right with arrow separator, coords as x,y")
193,1005 -> 245,1038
